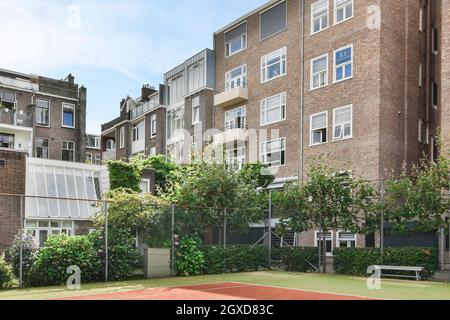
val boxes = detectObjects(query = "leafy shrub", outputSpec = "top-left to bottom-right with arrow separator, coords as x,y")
274,247 -> 319,272
90,229 -> 142,281
201,246 -> 269,274
27,234 -> 102,287
333,247 -> 439,280
0,255 -> 14,289
5,233 -> 39,279
175,236 -> 205,276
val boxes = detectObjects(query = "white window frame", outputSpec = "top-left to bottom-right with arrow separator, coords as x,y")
86,153 -> 93,164
310,53 -> 329,90
26,220 -> 74,247
225,64 -> 247,91
226,145 -> 246,171
260,92 -> 286,126
334,0 -> 353,25
432,81 -> 438,109
94,154 -> 102,165
333,44 -> 353,83
150,113 -> 157,138
432,27 -> 438,55
192,96 -> 200,125
61,103 -> 75,129
310,111 -> 328,146
332,105 -> 353,141
149,146 -> 157,156
62,141 -> 75,162
225,22 -> 247,58
314,231 -> 333,256
261,47 -> 287,83
418,64 -> 423,87
311,0 -> 329,35
139,178 -> 151,194
260,137 -> 286,168
132,121 -> 144,142
119,127 -> 125,149
336,231 -> 357,248
224,106 -> 247,130
419,9 -> 424,32
35,137 -> 49,159
35,98 -> 50,127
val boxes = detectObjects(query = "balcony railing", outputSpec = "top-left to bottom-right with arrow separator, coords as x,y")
214,83 -> 248,108
101,112 -> 130,133
0,108 -> 33,128
130,97 -> 160,120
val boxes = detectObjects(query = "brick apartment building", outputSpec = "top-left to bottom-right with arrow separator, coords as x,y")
86,133 -> 102,165
212,0 -> 449,254
0,69 -> 108,251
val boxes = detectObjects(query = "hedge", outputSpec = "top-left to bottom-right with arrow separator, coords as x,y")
333,247 -> 439,280
274,247 -> 319,272
201,246 -> 270,274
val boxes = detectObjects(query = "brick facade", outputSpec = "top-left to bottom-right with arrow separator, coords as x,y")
0,149 -> 26,252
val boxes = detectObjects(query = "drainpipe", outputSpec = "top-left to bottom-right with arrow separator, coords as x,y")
299,0 -> 305,181
425,0 -> 433,125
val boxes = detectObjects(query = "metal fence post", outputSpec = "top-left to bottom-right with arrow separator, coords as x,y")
19,195 -> 24,288
171,205 -> 175,276
380,179 -> 385,265
223,208 -> 227,249
268,191 -> 272,267
104,201 -> 109,282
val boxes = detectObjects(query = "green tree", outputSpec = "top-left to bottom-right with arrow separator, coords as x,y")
277,163 -> 378,273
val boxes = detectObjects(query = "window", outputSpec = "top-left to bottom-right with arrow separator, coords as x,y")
225,22 -> 247,57
35,138 -> 49,159
26,220 -> 74,247
86,135 -> 100,149
36,99 -> 50,126
62,103 -> 75,128
106,139 -> 115,151
432,27 -> 438,54
310,112 -> 328,145
261,47 -> 286,83
225,106 -> 247,129
62,141 -> 75,162
149,147 -> 156,156
151,113 -> 157,137
86,153 -> 93,164
169,73 -> 185,105
225,65 -> 247,90
432,81 -> 438,108
315,231 -> 333,256
94,154 -> 102,165
418,64 -> 423,87
419,9 -> 424,32
334,45 -> 353,82
334,0 -> 353,24
0,133 -> 14,149
226,145 -> 246,170
418,119 -> 429,144
192,96 -> 200,125
0,90 -> 16,109
333,105 -> 352,141
260,1 -> 287,40
337,232 -> 356,248
261,137 -> 286,167
311,0 -> 328,34
431,137 -> 439,162
261,92 -> 286,126
167,107 -> 185,141
140,179 -> 150,194
311,54 -> 328,89
119,127 -> 125,149
132,121 -> 144,142
187,60 -> 205,93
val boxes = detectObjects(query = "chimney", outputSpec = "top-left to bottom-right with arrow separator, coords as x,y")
141,84 -> 157,100
66,74 -> 75,85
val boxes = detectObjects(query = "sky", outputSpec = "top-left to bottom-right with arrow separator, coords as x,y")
0,0 -> 268,134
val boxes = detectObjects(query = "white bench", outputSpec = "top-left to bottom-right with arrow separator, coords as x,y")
369,265 -> 425,281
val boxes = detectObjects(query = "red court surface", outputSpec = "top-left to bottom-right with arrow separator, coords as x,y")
55,282 -> 377,300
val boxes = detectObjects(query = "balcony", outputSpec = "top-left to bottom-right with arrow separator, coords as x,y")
214,83 -> 248,109
0,108 -> 33,128
130,95 -> 160,120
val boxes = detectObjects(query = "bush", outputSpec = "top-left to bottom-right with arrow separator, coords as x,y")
91,229 -> 142,281
27,234 -> 102,287
333,247 -> 439,280
274,247 -> 319,272
201,246 -> 269,274
5,233 -> 39,279
175,236 -> 205,276
0,255 -> 14,289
